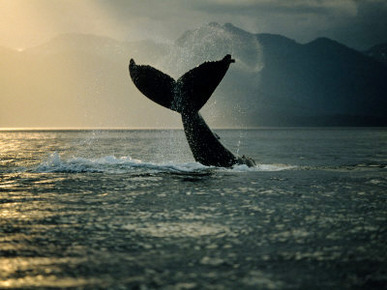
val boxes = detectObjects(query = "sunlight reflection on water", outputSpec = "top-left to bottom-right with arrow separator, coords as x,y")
1,129 -> 386,289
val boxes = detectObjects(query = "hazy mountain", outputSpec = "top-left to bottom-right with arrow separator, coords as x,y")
1,24 -> 387,128
256,35 -> 387,126
176,23 -> 387,126
0,35 -> 172,128
365,43 -> 387,66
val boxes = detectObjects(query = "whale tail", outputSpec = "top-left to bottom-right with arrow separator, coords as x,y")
128,55 -> 255,168
129,55 -> 235,113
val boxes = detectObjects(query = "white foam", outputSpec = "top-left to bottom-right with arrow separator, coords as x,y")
255,163 -> 297,171
34,152 -> 207,174
34,152 -> 296,174
229,163 -> 296,172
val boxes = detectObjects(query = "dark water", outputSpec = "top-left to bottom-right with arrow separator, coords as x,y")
1,128 -> 386,289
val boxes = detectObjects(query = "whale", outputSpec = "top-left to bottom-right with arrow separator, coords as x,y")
129,54 -> 256,167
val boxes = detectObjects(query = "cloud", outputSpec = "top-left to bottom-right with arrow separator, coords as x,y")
1,0 -> 385,50
190,0 -> 356,15
103,0 -> 385,49
182,0 -> 386,49
323,0 -> 387,49
183,0 -> 358,43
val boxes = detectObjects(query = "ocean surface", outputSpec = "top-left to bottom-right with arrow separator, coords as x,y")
0,128 -> 386,289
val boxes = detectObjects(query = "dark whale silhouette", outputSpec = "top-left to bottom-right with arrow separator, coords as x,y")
129,54 -> 256,167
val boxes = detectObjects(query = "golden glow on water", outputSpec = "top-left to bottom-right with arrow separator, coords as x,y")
0,202 -> 58,220
0,258 -> 98,288
123,221 -> 234,238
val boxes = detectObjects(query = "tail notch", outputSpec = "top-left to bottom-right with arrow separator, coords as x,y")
129,55 -> 235,113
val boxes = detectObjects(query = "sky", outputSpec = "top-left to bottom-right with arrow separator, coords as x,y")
1,0 -> 387,129
1,0 -> 386,50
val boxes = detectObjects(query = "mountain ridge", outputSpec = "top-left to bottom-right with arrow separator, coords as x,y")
176,23 -> 387,126
1,23 -> 386,127
364,43 -> 387,66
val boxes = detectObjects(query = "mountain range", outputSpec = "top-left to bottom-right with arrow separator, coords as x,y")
1,23 -> 386,128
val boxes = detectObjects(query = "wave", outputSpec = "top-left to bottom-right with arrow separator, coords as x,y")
29,152 -> 295,174
33,152 -> 205,174
8,152 -> 384,175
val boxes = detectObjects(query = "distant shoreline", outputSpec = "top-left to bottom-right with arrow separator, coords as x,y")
1,126 -> 386,132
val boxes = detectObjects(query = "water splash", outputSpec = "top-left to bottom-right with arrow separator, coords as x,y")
34,152 -> 207,174
158,23 -> 263,77
32,152 -> 295,174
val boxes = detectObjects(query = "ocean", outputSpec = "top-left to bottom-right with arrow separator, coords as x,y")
0,128 -> 386,289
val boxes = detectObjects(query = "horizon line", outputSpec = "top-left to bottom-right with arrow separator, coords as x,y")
0,126 -> 258,131
1,126 -> 386,132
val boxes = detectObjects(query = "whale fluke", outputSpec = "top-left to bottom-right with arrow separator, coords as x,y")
128,55 -> 255,168
129,55 -> 235,113
129,59 -> 176,111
